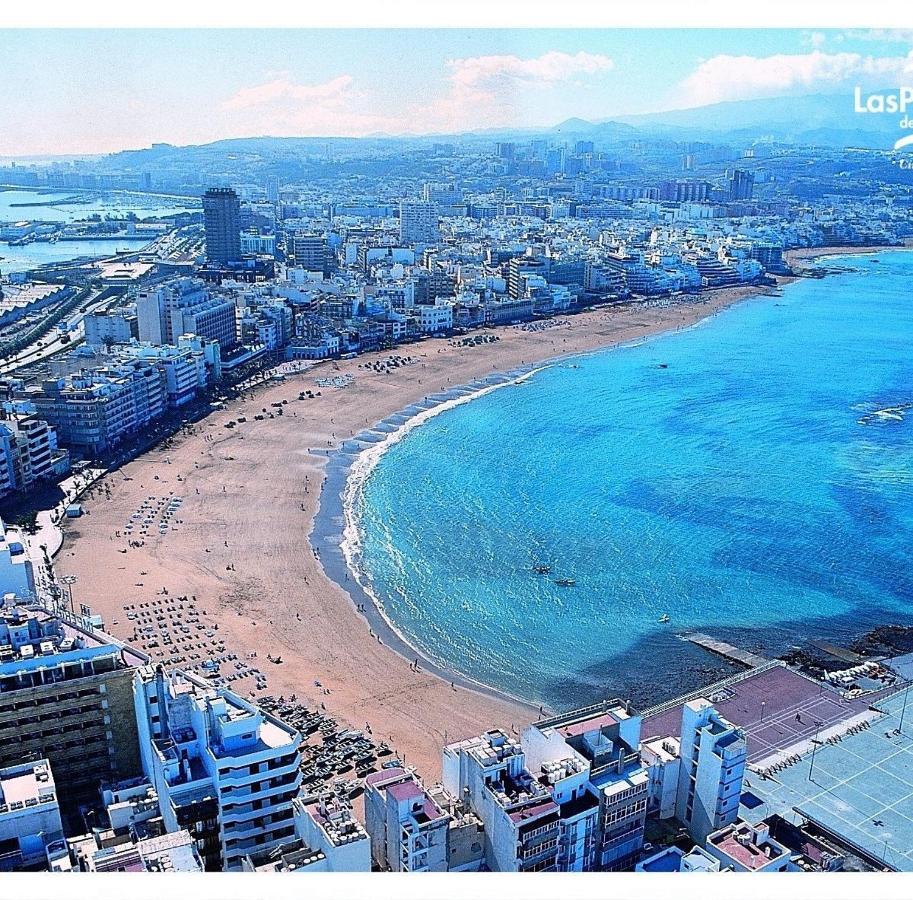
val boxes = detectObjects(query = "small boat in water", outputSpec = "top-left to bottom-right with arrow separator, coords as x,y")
533,564 -> 552,575
554,578 -> 577,587
658,614 -> 670,624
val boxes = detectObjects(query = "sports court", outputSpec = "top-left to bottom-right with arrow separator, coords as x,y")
641,662 -> 879,764
740,688 -> 913,871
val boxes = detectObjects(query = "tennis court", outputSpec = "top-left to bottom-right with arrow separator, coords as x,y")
740,688 -> 913,871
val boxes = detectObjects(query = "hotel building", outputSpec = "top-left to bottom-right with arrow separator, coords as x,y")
133,666 -> 302,871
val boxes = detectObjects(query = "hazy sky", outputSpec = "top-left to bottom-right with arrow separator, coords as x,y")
1,28 -> 912,156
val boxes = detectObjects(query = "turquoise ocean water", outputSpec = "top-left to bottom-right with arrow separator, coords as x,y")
352,251 -> 913,709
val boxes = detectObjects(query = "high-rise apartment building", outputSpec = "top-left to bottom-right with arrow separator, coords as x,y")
676,698 -> 747,844
399,201 -> 439,245
202,188 -> 242,264
727,169 -> 755,201
0,599 -> 146,822
133,667 -> 303,871
291,232 -> 329,275
137,278 -> 237,353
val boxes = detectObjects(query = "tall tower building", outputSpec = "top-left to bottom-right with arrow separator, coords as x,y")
202,188 -> 242,264
399,201 -> 439,245
675,698 -> 747,845
291,232 -> 329,275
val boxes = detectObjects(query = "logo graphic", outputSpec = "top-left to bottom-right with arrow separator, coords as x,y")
854,87 -> 913,157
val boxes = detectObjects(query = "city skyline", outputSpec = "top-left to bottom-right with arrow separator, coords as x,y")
2,28 -> 913,156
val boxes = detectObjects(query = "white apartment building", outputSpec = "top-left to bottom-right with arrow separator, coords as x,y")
364,767 -> 450,872
293,794 -> 370,872
0,519 -> 34,599
133,667 -> 302,871
417,300 -> 454,334
118,337 -> 219,407
0,414 -> 69,499
0,759 -> 64,871
443,730 -> 560,873
529,701 -> 650,871
137,278 -> 237,353
676,698 -> 747,845
27,361 -> 167,457
641,735 -> 681,820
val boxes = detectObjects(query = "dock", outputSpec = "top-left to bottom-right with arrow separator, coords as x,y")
681,632 -> 770,668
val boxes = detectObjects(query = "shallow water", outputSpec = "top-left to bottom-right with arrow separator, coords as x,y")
353,251 -> 913,709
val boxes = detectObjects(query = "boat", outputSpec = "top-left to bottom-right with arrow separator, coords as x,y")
658,614 -> 670,624
533,564 -> 552,575
554,578 -> 576,587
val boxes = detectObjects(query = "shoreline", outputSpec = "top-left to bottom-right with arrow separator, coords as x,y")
55,245 -> 886,780
310,244 -> 905,714
311,282 -> 800,715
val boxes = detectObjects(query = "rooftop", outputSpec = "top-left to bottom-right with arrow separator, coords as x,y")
708,823 -> 787,871
301,797 -> 367,847
0,759 -> 56,814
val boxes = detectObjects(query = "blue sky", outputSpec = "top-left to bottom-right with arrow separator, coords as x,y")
1,28 -> 912,155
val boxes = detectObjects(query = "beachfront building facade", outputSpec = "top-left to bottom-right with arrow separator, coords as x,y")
676,698 -> 747,845
0,414 -> 70,500
0,599 -> 146,819
25,361 -> 168,457
443,730 -> 560,873
364,767 -> 450,872
0,758 -> 65,871
132,666 -> 303,871
528,701 -> 650,871
117,336 -> 221,406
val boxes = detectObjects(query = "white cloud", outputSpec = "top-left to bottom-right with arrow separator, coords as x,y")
219,51 -> 615,137
222,74 -> 355,111
805,32 -> 827,50
423,50 -> 614,132
679,50 -> 913,106
447,50 -> 614,96
844,29 -> 913,44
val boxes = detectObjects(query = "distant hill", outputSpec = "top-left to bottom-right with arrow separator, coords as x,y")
612,93 -> 900,148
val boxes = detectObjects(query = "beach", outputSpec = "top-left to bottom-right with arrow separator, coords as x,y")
56,274 -> 798,781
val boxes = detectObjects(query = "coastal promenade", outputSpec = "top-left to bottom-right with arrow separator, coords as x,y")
55,277 -> 787,781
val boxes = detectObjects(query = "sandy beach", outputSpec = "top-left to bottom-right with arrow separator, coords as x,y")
56,276 -> 795,782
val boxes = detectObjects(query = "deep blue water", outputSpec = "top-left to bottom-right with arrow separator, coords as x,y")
354,251 -> 913,709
